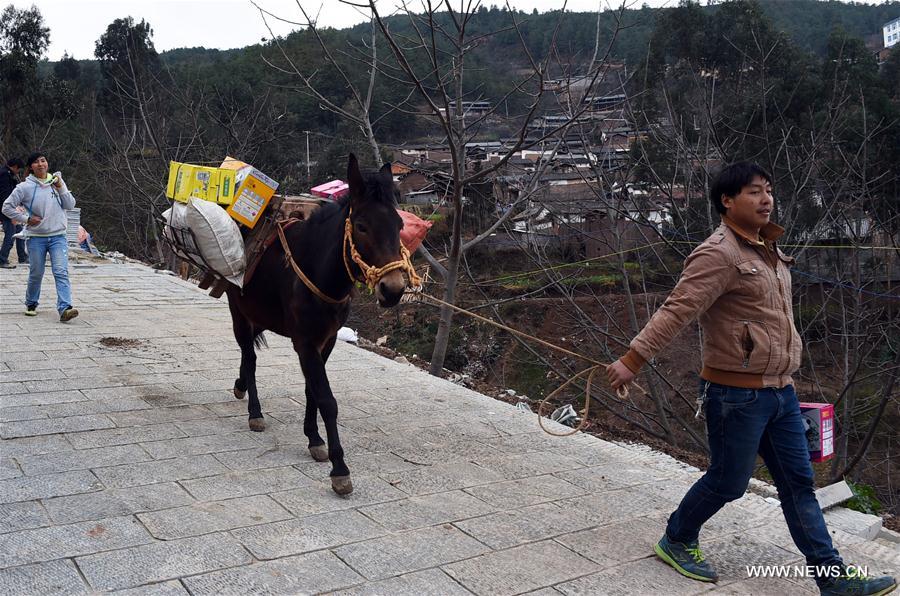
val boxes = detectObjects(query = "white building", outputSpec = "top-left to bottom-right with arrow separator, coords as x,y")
885,17 -> 900,49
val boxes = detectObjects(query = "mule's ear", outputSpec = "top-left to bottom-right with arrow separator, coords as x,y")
380,163 -> 398,205
347,153 -> 364,195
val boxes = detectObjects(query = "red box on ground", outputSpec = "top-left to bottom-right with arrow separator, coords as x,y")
799,402 -> 834,462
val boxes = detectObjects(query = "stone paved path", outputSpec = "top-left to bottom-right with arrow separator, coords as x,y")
1,259 -> 898,595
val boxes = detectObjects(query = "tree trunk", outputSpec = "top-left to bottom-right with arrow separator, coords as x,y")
429,229 -> 462,375
428,276 -> 458,375
364,121 -> 382,168
832,349 -> 900,482
429,179 -> 464,375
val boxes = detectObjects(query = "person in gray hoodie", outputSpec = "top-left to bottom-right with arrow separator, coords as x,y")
1,151 -> 78,321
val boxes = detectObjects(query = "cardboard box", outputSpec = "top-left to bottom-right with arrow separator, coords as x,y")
226,168 -> 279,228
799,402 -> 834,462
166,162 -> 237,205
311,179 -> 349,200
219,156 -> 250,171
279,194 -> 327,221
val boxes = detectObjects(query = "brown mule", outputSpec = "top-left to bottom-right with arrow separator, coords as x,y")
225,154 -> 411,494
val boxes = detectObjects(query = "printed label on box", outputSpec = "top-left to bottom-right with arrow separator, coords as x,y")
821,418 -> 834,457
231,188 -> 264,221
166,161 -> 236,205
799,402 -> 835,463
226,168 -> 279,228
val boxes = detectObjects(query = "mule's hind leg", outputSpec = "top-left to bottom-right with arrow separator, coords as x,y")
305,336 -> 336,462
230,305 -> 249,400
304,386 -> 328,462
229,303 -> 265,432
294,337 -> 351,494
244,333 -> 266,432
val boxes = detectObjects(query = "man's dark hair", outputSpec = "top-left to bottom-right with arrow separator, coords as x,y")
25,151 -> 47,169
6,157 -> 24,169
709,162 -> 772,215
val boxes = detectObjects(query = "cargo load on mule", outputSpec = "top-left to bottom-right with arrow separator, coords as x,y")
159,157 -> 431,298
160,157 -> 285,296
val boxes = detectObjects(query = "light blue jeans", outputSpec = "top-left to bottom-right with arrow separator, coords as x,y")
26,234 -> 73,314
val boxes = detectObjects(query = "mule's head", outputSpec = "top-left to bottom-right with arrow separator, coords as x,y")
346,153 -> 408,307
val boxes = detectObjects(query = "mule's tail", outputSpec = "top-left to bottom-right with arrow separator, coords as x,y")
253,331 -> 268,350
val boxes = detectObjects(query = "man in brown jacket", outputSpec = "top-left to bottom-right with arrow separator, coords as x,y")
607,162 -> 896,596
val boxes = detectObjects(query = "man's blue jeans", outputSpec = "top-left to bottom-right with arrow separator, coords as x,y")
0,213 -> 26,264
666,381 -> 842,581
26,235 -> 73,314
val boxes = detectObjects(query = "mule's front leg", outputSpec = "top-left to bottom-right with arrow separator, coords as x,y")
306,335 -> 338,463
294,339 -> 351,494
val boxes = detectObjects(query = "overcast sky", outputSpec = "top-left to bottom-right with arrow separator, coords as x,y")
12,0 -> 895,61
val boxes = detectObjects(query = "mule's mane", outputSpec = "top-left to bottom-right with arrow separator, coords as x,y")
304,195 -> 350,227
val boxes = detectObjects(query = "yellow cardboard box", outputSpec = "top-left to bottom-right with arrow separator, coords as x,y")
227,168 -> 279,228
166,161 -> 237,205
219,156 -> 250,171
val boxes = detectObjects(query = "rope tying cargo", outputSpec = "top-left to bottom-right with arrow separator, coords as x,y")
276,219 -> 350,304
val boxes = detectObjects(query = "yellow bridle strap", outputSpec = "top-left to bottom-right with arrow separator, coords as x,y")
276,220 -> 350,305
343,213 -> 423,289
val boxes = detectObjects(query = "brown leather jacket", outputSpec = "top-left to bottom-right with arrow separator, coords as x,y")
621,218 -> 802,389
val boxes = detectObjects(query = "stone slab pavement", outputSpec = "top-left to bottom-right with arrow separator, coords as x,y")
1,258 -> 898,595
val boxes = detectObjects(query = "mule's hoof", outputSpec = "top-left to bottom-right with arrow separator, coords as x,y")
233,388 -> 246,400
331,475 -> 353,495
248,418 -> 266,432
309,445 -> 329,462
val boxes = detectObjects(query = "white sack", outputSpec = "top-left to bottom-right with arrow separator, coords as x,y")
162,202 -> 197,260
337,327 -> 358,343
184,198 -> 246,287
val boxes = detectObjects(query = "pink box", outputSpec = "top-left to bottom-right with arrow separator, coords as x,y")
311,180 -> 349,200
799,402 -> 834,463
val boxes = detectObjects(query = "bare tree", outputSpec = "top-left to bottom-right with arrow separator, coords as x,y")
88,17 -> 293,262
360,0 -> 630,375
254,2 -> 387,166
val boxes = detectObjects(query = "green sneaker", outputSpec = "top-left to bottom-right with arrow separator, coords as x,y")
654,534 -> 719,582
24,304 -> 36,316
820,569 -> 897,596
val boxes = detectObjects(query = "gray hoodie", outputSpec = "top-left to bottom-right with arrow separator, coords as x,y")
1,175 -> 76,237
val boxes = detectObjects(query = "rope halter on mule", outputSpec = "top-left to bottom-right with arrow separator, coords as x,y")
342,210 -> 423,289
276,209 -> 422,305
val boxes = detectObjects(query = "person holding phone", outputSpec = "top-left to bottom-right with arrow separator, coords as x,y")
1,151 -> 78,321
